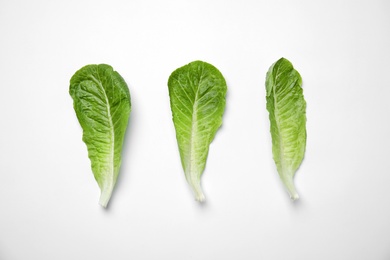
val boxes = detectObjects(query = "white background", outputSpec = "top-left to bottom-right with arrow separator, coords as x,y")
1,0 -> 389,259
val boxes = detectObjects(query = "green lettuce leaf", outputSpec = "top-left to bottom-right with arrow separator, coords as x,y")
266,58 -> 307,200
69,64 -> 131,207
168,61 -> 227,202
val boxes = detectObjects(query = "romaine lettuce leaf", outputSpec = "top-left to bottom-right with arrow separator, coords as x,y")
70,64 -> 131,207
266,58 -> 306,200
168,61 -> 227,202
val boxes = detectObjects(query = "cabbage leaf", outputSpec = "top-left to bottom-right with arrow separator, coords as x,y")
266,58 -> 306,200
70,64 -> 131,207
168,61 -> 227,202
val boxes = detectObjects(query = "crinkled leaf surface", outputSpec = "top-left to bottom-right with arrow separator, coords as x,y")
70,64 -> 131,207
168,61 -> 227,202
266,58 -> 306,200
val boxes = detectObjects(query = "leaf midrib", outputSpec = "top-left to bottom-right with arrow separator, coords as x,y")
187,69 -> 204,180
89,74 -> 115,190
273,74 -> 287,177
